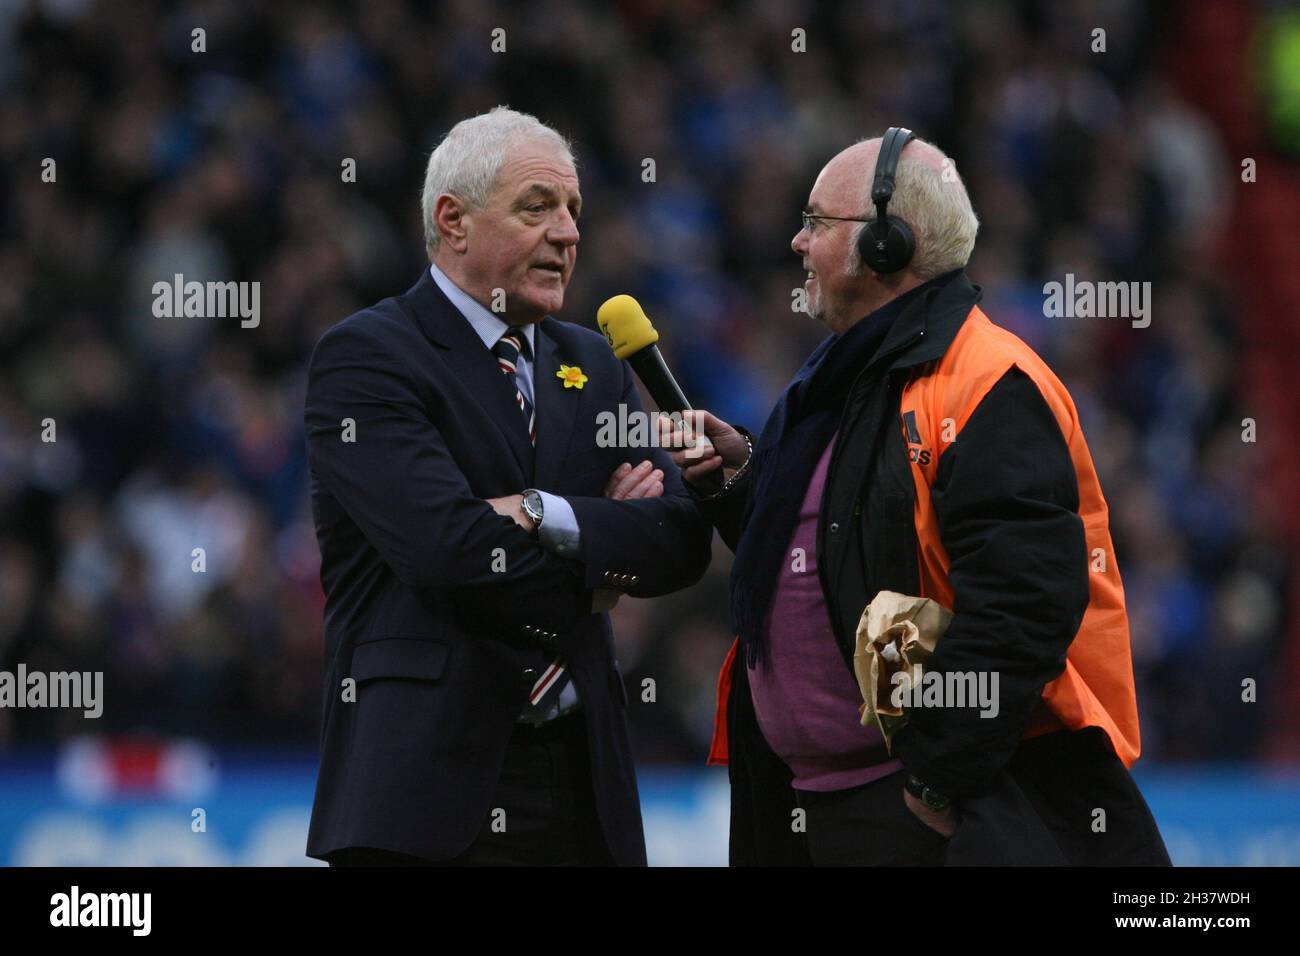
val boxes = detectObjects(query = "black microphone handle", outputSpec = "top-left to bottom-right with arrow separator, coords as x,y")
626,346 -> 689,412
625,346 -> 724,495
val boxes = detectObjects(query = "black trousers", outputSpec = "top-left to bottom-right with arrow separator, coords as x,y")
329,710 -> 613,867
794,730 -> 1172,866
795,770 -> 950,866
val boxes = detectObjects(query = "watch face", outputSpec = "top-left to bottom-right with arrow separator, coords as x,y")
524,492 -> 543,520
906,774 -> 949,811
923,791 -> 950,811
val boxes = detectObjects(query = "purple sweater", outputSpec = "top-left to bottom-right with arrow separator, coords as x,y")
747,433 -> 902,791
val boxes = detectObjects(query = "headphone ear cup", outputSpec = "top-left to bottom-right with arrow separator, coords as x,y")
859,216 -> 915,274
883,216 -> 915,274
858,219 -> 888,272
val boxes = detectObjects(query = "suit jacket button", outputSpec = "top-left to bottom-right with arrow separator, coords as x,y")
604,571 -> 616,583
629,575 -> 640,585
520,667 -> 539,688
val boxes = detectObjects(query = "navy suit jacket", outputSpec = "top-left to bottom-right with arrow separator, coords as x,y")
303,269 -> 712,865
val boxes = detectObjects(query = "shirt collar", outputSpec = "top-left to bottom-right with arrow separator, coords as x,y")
428,262 -> 535,358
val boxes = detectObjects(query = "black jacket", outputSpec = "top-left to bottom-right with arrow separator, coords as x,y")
700,271 -> 1169,865
304,269 -> 712,865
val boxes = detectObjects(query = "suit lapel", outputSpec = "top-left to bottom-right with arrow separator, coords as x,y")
533,319 -> 580,491
399,270 -> 535,480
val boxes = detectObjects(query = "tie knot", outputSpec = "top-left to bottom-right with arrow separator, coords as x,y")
493,331 -> 529,367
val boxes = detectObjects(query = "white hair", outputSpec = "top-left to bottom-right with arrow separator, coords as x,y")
848,136 -> 980,280
421,106 -> 575,254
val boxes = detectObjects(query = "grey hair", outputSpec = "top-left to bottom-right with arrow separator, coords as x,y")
848,136 -> 979,280
421,106 -> 575,254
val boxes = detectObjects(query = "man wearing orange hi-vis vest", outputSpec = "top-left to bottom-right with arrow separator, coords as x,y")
659,128 -> 1171,866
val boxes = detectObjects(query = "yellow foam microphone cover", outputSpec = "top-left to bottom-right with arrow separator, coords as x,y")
597,294 -> 660,359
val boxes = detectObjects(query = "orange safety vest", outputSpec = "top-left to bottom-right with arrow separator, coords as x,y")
709,305 -> 1142,771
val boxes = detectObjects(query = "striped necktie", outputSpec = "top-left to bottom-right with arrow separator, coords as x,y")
493,328 -> 571,719
493,331 -> 536,445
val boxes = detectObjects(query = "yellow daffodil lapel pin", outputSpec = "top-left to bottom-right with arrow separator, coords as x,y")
557,364 -> 588,389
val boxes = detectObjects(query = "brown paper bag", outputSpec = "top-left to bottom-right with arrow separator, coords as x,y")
853,590 -> 953,751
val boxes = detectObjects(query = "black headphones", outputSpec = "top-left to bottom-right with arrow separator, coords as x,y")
858,126 -> 916,274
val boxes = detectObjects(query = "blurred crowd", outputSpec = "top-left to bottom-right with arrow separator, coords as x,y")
0,0 -> 1290,763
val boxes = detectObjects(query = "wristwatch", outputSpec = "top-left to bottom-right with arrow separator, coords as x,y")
521,489 -> 544,528
904,773 -> 952,812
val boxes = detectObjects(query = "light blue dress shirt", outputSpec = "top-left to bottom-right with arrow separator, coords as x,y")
428,263 -> 581,555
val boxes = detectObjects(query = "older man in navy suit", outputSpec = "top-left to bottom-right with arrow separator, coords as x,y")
304,107 -> 711,866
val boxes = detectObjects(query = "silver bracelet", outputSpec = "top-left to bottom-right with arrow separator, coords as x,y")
698,432 -> 753,499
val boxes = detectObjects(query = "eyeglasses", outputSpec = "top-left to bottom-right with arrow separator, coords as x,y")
801,210 -> 873,233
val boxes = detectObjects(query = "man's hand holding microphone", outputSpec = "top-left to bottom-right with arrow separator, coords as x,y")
656,410 -> 750,489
